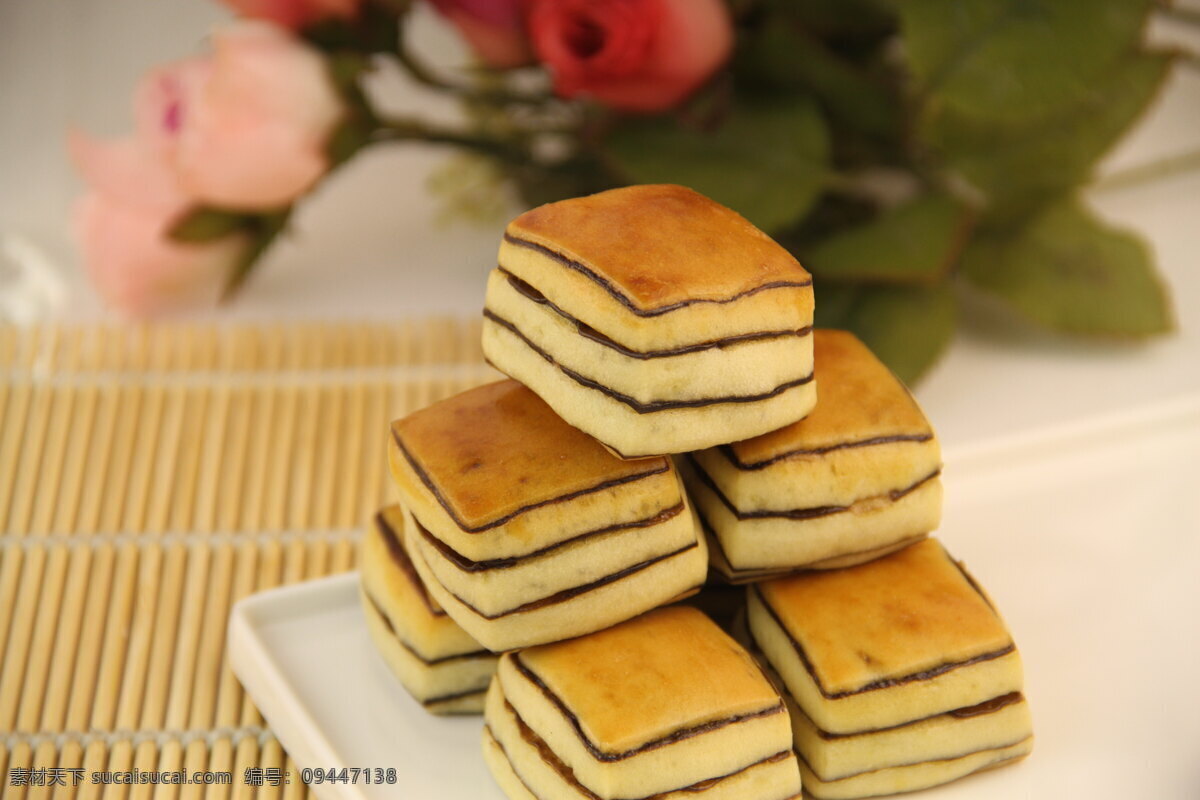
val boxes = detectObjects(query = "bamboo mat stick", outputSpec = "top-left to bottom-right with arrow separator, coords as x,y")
39,546 -> 93,731
193,386 -> 233,534
101,740 -> 134,800
139,543 -> 187,731
331,536 -> 356,574
75,740 -> 107,800
26,739 -> 59,800
119,384 -> 166,534
281,539 -> 306,587
50,384 -> 99,534
215,389 -> 251,533
0,380 -> 34,534
151,741 -> 182,800
357,384 -> 386,528
29,380 -> 77,535
128,741 -> 158,800
206,739 -> 233,800
53,739 -> 84,800
229,736 -> 258,800
144,386 -> 188,535
280,756 -> 305,800
178,741 -> 207,800
114,543 -> 165,730
238,388 -> 272,532
164,545 -> 211,730
0,545 -> 46,730
214,542 -> 259,728
74,385 -> 120,535
286,386 -> 320,531
304,539 -> 330,581
188,542 -> 235,730
262,387 -> 298,532
15,544 -> 69,731
89,544 -> 139,731
167,388 -> 208,533
97,386 -> 143,534
256,739 -> 283,800
310,387 -> 341,531
65,544 -> 115,731
5,741 -> 32,800
0,545 -> 24,679
334,383 -> 365,530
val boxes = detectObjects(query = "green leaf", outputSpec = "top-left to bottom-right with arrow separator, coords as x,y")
803,194 -> 973,284
735,25 -> 899,140
223,209 -> 292,301
813,282 -> 956,384
169,208 -> 251,243
604,96 -> 830,233
960,197 -> 1172,336
923,50 -> 1171,223
899,0 -> 1151,122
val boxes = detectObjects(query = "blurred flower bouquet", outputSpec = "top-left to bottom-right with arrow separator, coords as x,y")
74,0 -> 1183,381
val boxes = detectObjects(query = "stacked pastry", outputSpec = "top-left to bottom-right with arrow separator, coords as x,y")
747,539 -> 1033,799
386,379 -> 707,652
483,606 -> 802,800
482,184 -> 817,458
684,329 -> 943,582
359,506 -> 498,713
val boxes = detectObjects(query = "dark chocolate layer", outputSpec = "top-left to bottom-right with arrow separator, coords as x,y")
750,584 -> 1016,700
511,656 -> 785,762
720,433 -> 935,471
391,428 -> 670,534
374,510 -> 445,617
503,233 -> 812,316
363,589 -> 492,666
689,455 -> 941,521
490,698 -> 793,800
429,541 -> 702,620
796,735 -> 1033,784
413,504 -> 685,572
499,269 -> 812,358
485,310 -> 814,413
814,693 -> 1025,740
424,687 -> 488,708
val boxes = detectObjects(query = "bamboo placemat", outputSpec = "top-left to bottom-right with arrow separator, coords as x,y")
0,319 -> 497,798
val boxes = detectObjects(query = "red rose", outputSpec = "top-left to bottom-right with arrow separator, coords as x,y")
527,0 -> 732,112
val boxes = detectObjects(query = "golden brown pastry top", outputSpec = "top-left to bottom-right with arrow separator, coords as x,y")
505,185 -> 811,312
391,380 -> 670,530
728,329 -> 932,467
519,605 -> 782,754
758,539 -> 1012,695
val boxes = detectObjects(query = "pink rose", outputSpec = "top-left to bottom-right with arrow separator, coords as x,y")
431,0 -> 533,69
139,22 -> 344,210
527,0 -> 732,112
70,134 -> 250,316
219,0 -> 362,29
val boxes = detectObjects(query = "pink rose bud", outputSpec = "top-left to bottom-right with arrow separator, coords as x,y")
138,22 -> 345,210
528,0 -> 733,112
219,0 -> 362,30
430,0 -> 533,69
69,133 -> 250,317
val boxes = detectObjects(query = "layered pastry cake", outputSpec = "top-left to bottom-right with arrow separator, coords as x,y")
359,505 -> 498,714
482,184 -> 817,458
685,329 -> 943,582
387,379 -> 708,652
483,606 -> 802,800
747,539 -> 1032,799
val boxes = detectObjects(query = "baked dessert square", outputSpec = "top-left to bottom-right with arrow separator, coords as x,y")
483,605 -> 801,800
685,329 -> 942,582
388,379 -> 707,651
747,538 -> 1032,799
359,505 -> 498,714
482,184 -> 816,458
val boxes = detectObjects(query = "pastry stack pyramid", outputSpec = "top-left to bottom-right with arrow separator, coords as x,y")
357,184 -> 1029,799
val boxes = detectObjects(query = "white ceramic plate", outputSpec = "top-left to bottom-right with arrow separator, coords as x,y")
228,398 -> 1200,800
